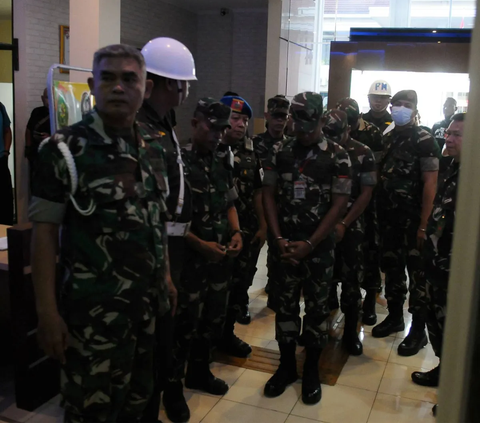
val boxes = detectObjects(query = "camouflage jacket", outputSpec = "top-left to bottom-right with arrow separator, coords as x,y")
351,118 -> 384,164
263,135 -> 352,240
424,158 -> 459,284
362,110 -> 392,134
182,141 -> 237,245
29,110 -> 170,325
252,130 -> 290,165
228,138 -> 263,233
378,126 -> 440,213
342,136 -> 377,208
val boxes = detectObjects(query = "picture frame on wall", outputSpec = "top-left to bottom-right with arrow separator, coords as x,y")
59,25 -> 70,74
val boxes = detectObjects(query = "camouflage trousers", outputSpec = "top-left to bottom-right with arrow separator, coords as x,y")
61,317 -> 156,423
378,210 -> 425,314
266,231 -> 281,312
424,277 -> 448,359
229,229 -> 261,315
169,251 -> 232,381
333,216 -> 365,312
273,236 -> 335,348
362,198 -> 382,293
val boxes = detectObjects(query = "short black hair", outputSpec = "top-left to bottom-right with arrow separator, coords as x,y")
224,91 -> 239,97
445,97 -> 457,105
450,112 -> 466,122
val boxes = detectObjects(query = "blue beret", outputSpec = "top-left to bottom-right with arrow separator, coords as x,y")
220,96 -> 253,119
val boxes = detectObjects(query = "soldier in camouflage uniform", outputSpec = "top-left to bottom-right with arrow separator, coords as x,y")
163,98 -> 243,420
215,96 -> 265,359
29,45 -> 169,423
262,92 -> 352,405
374,90 -> 440,358
411,113 -> 465,391
252,95 -> 291,311
336,97 -> 384,325
323,109 -> 376,356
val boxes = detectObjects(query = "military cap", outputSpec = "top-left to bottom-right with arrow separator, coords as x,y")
220,95 -> 253,119
290,91 -> 323,133
195,97 -> 232,128
323,109 -> 348,140
336,97 -> 360,125
267,95 -> 290,115
391,90 -> 418,107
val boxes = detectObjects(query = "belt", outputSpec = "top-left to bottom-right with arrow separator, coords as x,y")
166,221 -> 191,237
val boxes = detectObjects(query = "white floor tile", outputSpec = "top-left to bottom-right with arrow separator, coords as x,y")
368,393 -> 436,423
285,415 -> 327,423
360,333 -> 395,362
388,338 -> 439,370
211,363 -> 247,388
378,362 -> 437,404
202,399 -> 288,423
240,334 -> 272,349
336,356 -> 387,392
248,277 -> 268,299
25,402 -> 63,423
159,392 -> 219,423
235,314 -> 276,341
0,395 -> 34,422
291,384 -> 376,423
223,369 -> 301,414
248,296 -> 275,317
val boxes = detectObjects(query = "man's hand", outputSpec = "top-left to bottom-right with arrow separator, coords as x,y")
227,233 -> 243,257
201,241 -> 227,263
335,223 -> 346,243
417,228 -> 426,250
251,228 -> 267,249
282,241 -> 311,265
37,312 -> 69,364
166,274 -> 177,316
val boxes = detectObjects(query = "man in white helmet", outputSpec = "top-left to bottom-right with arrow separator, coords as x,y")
138,37 -> 196,423
363,80 -> 393,133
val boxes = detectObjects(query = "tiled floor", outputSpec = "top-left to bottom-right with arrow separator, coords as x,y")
0,248 -> 438,423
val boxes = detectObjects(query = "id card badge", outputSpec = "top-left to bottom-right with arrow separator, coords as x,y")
294,180 -> 307,200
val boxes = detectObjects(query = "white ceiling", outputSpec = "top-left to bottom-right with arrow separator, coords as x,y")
164,0 -> 268,12
0,0 -> 11,20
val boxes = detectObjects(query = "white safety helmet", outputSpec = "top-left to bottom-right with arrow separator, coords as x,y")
368,80 -> 392,96
141,37 -> 197,81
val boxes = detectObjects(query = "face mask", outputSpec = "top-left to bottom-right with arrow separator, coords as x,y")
177,80 -> 190,105
391,106 -> 413,126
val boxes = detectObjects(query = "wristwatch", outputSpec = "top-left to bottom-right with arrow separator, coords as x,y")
231,229 -> 244,238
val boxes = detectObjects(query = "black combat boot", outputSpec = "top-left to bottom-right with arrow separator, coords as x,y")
302,347 -> 322,405
236,305 -> 251,325
342,308 -> 363,356
264,342 -> 298,397
412,365 -> 440,387
185,361 -> 229,395
328,282 -> 340,311
362,290 -> 377,325
217,310 -> 252,358
398,313 -> 428,356
372,301 -> 405,338
162,380 -> 190,423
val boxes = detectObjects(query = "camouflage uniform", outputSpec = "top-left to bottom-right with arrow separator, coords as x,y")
169,99 -> 237,381
227,137 -> 263,316
29,110 -> 169,423
252,96 -> 291,311
377,124 -> 440,313
422,158 -> 458,358
337,98 -> 384,294
263,94 -> 352,348
362,110 -> 392,134
324,110 -> 377,313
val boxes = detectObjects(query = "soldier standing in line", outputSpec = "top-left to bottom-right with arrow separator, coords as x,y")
373,90 -> 440,359
363,80 -> 393,133
262,92 -> 351,405
163,98 -> 243,422
139,37 -> 196,423
431,97 -> 458,151
323,109 -> 376,356
252,95 -> 291,309
336,98 -> 384,325
30,44 -> 170,423
411,114 -> 465,416
215,96 -> 265,359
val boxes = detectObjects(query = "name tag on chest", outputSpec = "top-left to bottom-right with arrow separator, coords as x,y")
294,180 -> 307,200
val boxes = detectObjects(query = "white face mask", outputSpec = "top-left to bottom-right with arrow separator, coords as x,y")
177,80 -> 190,106
391,106 -> 413,126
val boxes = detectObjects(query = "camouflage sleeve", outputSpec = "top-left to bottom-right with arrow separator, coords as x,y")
262,141 -> 281,187
29,133 -> 71,224
253,154 -> 263,190
360,147 -> 377,187
372,128 -> 384,164
227,170 -> 238,202
332,146 -> 352,195
418,130 -> 440,172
